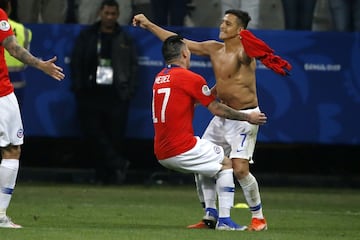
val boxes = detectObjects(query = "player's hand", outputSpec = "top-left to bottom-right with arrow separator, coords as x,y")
132,14 -> 150,28
247,111 -> 267,125
40,56 -> 65,81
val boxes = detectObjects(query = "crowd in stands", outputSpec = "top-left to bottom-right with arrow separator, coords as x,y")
7,0 -> 360,32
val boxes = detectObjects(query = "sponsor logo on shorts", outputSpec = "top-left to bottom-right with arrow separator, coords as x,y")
17,129 -> 24,138
213,145 -> 221,154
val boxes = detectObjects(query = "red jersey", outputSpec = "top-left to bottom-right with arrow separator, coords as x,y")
152,65 -> 215,160
0,8 -> 14,97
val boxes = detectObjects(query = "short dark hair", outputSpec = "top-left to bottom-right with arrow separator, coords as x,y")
100,0 -> 119,11
225,9 -> 251,29
162,35 -> 185,63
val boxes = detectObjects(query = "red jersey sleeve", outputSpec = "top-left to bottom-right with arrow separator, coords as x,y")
0,8 -> 14,97
0,9 -> 13,42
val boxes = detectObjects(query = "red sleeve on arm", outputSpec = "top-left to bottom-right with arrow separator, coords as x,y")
239,29 -> 292,76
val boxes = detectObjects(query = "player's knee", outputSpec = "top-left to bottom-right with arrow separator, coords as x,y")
1,145 -> 21,159
233,165 -> 249,179
232,158 -> 249,178
221,156 -> 233,169
233,167 -> 249,179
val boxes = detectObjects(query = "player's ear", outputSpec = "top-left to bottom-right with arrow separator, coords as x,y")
182,49 -> 187,58
182,46 -> 191,59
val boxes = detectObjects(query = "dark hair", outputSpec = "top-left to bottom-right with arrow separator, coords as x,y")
0,0 -> 9,12
162,35 -> 185,63
100,0 -> 119,11
225,9 -> 251,29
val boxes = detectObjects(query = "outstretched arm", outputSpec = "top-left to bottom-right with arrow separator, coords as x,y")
132,14 -> 219,56
3,35 -> 64,81
207,100 -> 267,125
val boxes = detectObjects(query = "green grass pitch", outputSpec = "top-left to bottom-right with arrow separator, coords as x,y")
1,183 -> 359,240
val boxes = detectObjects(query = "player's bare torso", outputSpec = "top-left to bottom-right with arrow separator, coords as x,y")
208,42 -> 258,110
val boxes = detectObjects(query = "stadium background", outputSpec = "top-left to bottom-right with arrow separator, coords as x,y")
17,24 -> 360,187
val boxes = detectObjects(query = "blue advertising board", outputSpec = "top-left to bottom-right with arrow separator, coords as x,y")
20,24 -> 360,145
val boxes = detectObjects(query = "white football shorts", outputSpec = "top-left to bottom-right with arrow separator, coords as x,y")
0,92 -> 24,147
158,137 -> 224,178
202,107 -> 260,163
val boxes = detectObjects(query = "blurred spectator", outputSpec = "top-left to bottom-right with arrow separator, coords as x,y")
328,0 -> 360,31
17,0 -> 67,23
132,0 -> 153,20
220,0 -> 261,29
8,0 -> 17,21
281,0 -> 317,30
312,0 -> 333,31
77,0 -> 102,24
220,0 -> 241,14
4,6 -> 32,109
77,0 -> 133,25
150,0 -> 187,26
70,0 -> 138,184
66,0 -> 77,24
191,0 -> 283,29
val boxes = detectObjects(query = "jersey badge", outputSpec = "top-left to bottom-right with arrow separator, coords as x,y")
17,128 -> 24,138
213,145 -> 221,154
0,20 -> 10,31
202,85 -> 211,96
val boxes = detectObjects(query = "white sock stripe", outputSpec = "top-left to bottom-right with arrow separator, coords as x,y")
1,187 -> 14,195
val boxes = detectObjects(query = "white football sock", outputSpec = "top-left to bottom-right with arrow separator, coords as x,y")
199,174 -> 217,210
0,159 -> 20,217
216,168 -> 235,218
194,173 -> 205,208
238,173 -> 264,219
